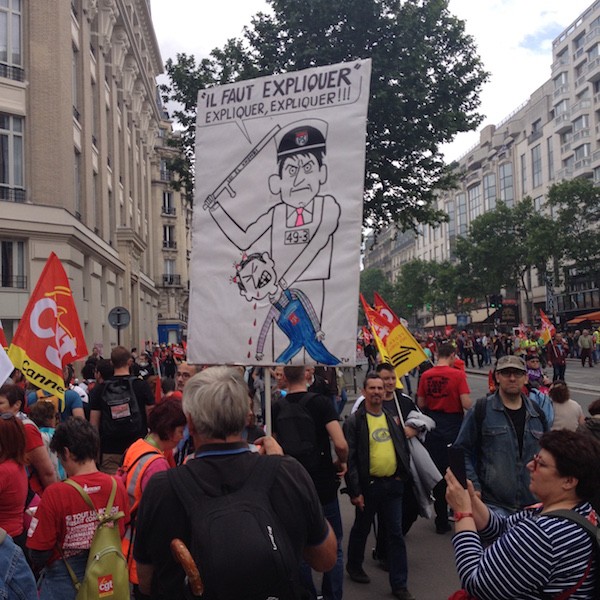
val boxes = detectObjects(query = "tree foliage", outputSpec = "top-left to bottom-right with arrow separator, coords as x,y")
454,199 -> 558,323
546,178 -> 600,276
161,0 -> 489,228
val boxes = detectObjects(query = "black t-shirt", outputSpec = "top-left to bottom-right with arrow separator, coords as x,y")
272,391 -> 340,504
89,375 -> 155,454
505,402 -> 527,456
133,444 -> 328,600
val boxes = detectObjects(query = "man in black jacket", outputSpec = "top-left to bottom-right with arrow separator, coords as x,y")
343,373 -> 415,600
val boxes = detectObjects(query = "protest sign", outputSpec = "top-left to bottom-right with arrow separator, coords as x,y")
188,59 -> 371,365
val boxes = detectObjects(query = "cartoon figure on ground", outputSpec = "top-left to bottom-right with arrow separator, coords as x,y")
205,121 -> 340,321
234,252 -> 339,365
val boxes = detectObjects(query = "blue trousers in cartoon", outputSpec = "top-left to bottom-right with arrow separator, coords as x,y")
275,294 -> 339,365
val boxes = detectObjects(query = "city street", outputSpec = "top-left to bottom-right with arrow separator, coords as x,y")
334,362 -> 600,599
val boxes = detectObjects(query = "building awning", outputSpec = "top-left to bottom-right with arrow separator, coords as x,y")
424,314 -> 457,328
424,308 -> 498,329
567,310 -> 600,325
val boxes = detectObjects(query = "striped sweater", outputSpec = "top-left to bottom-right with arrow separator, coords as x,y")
452,502 -> 597,599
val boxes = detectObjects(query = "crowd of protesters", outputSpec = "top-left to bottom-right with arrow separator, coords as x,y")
1,334 -> 599,599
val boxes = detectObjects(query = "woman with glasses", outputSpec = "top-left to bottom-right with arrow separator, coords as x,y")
0,412 -> 28,550
446,429 -> 600,599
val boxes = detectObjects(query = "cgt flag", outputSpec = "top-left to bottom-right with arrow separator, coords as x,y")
539,309 -> 556,345
8,252 -> 88,407
361,293 -> 428,378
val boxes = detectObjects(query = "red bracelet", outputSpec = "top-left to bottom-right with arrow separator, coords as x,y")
454,512 -> 474,522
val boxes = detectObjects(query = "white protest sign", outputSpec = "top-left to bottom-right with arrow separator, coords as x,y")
188,59 -> 371,366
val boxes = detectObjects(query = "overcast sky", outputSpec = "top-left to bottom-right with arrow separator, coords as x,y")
151,0 -> 594,161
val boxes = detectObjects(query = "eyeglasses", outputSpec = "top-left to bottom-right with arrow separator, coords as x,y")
531,453 -> 557,471
497,369 -> 526,377
0,412 -> 15,420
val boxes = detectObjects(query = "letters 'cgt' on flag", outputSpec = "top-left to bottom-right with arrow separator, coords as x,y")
8,252 -> 88,408
539,309 -> 556,346
360,293 -> 428,378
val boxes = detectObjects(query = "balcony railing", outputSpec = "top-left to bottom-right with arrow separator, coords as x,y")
0,186 -> 26,202
1,275 -> 27,289
162,240 -> 177,249
162,274 -> 181,286
573,128 -> 590,143
161,206 -> 176,216
0,63 -> 25,82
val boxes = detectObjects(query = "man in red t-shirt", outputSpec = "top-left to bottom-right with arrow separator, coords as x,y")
417,343 -> 471,534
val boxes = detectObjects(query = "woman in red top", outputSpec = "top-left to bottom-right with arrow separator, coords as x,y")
0,384 -> 56,494
0,412 -> 28,549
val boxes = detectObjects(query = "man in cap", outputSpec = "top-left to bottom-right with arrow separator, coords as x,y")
206,122 -> 340,339
453,355 -> 549,516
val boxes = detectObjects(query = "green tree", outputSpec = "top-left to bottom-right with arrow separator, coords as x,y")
546,178 -> 600,276
454,199 -> 559,323
394,259 -> 434,319
359,268 -> 394,306
161,0 -> 488,228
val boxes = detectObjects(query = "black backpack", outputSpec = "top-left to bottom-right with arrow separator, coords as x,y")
167,457 -> 302,600
100,377 -> 143,439
274,393 -> 323,473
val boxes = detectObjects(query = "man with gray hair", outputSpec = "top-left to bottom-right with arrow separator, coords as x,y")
133,366 -> 336,600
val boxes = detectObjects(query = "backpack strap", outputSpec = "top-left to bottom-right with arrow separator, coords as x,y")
64,477 -> 123,524
544,509 -> 599,600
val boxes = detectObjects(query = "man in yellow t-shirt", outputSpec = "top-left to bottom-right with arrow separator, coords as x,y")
343,373 -> 414,600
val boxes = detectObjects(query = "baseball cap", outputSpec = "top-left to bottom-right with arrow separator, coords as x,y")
496,355 -> 526,372
277,125 -> 326,160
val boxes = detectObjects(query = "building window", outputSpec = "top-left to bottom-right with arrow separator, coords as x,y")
74,150 -> 81,218
0,0 -> 22,81
574,143 -> 590,160
554,99 -> 568,115
456,193 -> 467,236
547,137 -> 554,180
499,162 -> 514,207
162,191 -> 175,215
163,225 -> 176,249
446,200 -> 455,238
483,173 -> 496,211
532,144 -> 542,189
520,153 -> 527,194
72,46 -> 80,121
0,112 -> 23,201
533,195 -> 544,212
1,239 -> 25,288
573,114 -> 589,131
468,183 -> 482,223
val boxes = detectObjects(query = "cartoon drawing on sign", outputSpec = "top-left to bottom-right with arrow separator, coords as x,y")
204,119 -> 340,332
233,252 -> 339,365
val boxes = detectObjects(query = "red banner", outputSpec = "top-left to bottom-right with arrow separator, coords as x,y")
8,253 -> 88,403
0,319 -> 7,349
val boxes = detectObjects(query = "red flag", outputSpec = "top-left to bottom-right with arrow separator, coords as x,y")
362,326 -> 372,345
539,309 -> 556,345
0,319 -> 8,349
8,253 -> 88,404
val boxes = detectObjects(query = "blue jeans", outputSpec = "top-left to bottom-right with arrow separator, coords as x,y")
38,553 -> 88,600
0,531 -> 38,600
347,478 -> 408,591
300,497 -> 343,600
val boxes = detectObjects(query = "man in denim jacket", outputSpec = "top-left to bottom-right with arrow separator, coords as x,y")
454,355 -> 549,516
0,528 -> 37,599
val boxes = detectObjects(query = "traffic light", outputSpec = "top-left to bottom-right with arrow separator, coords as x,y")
488,294 -> 502,308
